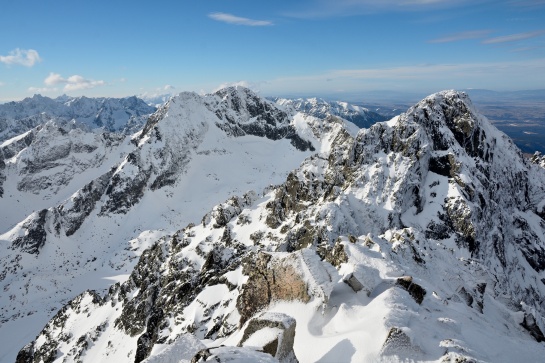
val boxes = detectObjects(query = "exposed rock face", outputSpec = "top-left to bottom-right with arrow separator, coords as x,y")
521,313 -> 545,343
238,312 -> 298,363
1,121 -> 126,195
213,88 -> 315,152
14,196 -> 335,362
2,87 -> 351,362
396,276 -> 426,305
56,169 -> 115,236
380,327 -> 422,357
10,90 -> 545,363
0,126 -> 37,159
0,153 -> 4,197
15,290 -> 103,363
238,249 -> 336,326
4,87 -> 319,255
11,209 -> 48,254
343,273 -> 365,293
237,253 -> 309,326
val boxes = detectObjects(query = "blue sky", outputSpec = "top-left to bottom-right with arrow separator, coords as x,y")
1,0 -> 545,101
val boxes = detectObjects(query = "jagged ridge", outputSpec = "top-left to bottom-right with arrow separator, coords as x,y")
14,90 -> 545,362
0,87 -> 349,362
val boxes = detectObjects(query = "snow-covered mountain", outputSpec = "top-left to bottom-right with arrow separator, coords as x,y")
0,94 -> 156,142
0,87 -> 356,362
275,97 -> 387,129
5,89 -> 545,363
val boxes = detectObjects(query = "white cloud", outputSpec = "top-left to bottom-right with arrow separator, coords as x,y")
0,48 -> 41,67
43,72 -> 106,91
0,81 -> 4,87
212,80 -> 257,93
208,12 -> 273,26
44,72 -> 65,86
163,84 -> 175,91
482,29 -> 545,44
429,30 -> 492,43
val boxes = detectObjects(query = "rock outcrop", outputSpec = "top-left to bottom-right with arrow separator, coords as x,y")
238,312 -> 298,363
8,90 -> 545,363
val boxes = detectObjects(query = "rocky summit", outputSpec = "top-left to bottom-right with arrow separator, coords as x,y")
2,88 -> 545,363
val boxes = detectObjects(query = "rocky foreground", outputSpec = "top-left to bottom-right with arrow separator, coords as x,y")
5,89 -> 545,362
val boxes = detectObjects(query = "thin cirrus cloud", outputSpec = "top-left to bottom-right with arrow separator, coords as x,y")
0,48 -> 41,67
44,72 -> 106,91
208,12 -> 273,26
482,29 -> 545,44
284,0 -> 472,18
263,58 -> 545,92
429,30 -> 492,43
507,0 -> 545,8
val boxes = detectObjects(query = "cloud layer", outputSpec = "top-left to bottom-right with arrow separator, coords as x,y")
259,58 -> 545,94
429,30 -> 492,43
208,12 -> 273,26
482,29 -> 545,44
285,0 -> 474,18
44,72 -> 106,91
0,49 -> 41,67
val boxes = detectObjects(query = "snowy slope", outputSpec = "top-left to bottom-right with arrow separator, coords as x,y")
0,121 -> 132,230
13,90 -> 545,363
0,94 -> 156,142
275,97 -> 387,129
0,87 -> 353,362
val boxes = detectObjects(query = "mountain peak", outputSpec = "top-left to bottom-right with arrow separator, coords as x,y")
4,90 -> 545,363
397,89 -> 516,163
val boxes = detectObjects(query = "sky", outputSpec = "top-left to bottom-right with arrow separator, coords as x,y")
1,0 -> 545,102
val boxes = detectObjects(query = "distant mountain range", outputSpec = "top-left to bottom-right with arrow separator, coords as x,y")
2,88 -> 545,363
0,94 -> 156,142
273,97 -> 388,129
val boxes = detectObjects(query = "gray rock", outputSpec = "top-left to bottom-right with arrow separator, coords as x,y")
191,346 -> 279,363
238,312 -> 298,363
396,276 -> 426,305
344,273 -> 365,293
380,327 -> 423,357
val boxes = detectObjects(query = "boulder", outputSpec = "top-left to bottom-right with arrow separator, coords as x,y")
191,346 -> 278,363
380,327 -> 422,357
396,276 -> 426,304
238,312 -> 298,363
343,273 -> 365,293
237,249 -> 335,325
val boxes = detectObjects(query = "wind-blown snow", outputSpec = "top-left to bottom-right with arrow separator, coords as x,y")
0,87 -> 349,362
4,89 -> 545,363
